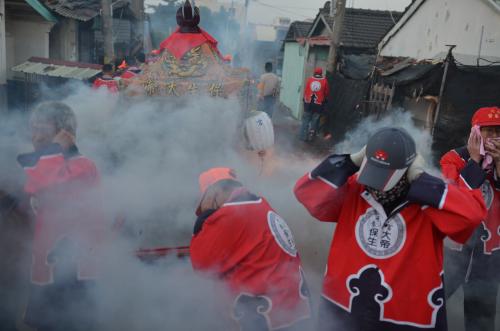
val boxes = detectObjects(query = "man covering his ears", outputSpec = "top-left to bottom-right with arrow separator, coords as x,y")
295,127 -> 486,331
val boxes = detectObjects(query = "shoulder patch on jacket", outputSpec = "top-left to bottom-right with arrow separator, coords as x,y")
267,211 -> 297,257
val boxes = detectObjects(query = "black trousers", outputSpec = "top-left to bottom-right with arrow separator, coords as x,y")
446,275 -> 498,331
444,247 -> 499,331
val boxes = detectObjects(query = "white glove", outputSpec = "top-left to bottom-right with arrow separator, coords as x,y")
407,154 -> 426,182
350,146 -> 366,167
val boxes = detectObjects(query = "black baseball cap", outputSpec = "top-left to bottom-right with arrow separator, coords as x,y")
357,127 -> 416,191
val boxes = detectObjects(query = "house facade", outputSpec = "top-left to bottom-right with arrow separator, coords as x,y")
1,0 -> 144,110
379,0 -> 500,65
280,1 -> 401,120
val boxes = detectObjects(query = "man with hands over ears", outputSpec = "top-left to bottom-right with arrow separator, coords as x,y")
294,127 -> 486,331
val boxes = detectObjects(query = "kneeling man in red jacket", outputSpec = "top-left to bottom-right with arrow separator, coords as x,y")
190,168 -> 311,331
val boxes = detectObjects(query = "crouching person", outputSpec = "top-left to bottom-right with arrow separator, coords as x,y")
18,102 -> 106,331
294,127 -> 486,331
190,168 -> 311,331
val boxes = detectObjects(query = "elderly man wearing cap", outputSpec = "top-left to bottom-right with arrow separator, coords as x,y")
440,106 -> 500,331
190,168 -> 311,331
17,102 -> 106,331
294,127 -> 487,331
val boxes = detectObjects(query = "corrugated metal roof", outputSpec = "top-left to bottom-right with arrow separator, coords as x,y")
44,0 -> 130,21
11,57 -> 101,80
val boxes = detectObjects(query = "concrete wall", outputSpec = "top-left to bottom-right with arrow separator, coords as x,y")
50,19 -> 78,61
380,0 -> 500,65
5,18 -> 53,79
280,42 -> 306,119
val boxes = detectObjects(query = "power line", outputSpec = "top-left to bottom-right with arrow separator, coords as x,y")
253,0 -> 312,18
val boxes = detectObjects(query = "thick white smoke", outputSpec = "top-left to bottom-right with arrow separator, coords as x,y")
0,81 -> 481,330
333,109 -> 441,177
0,82 -> 332,330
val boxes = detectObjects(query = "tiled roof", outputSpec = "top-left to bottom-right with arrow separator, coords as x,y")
44,0 -> 129,21
284,21 -> 314,41
319,3 -> 402,49
44,0 -> 101,21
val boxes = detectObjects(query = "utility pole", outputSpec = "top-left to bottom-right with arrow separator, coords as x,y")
101,0 -> 114,64
244,0 -> 250,29
431,45 -> 456,136
326,0 -> 346,74
0,0 -> 7,112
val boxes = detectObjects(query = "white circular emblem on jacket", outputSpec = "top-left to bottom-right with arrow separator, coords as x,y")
267,211 -> 297,257
481,180 -> 494,210
355,208 -> 406,259
310,81 -> 322,92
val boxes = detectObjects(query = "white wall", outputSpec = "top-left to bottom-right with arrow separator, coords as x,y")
5,19 -> 53,79
380,0 -> 500,65
50,19 -> 78,61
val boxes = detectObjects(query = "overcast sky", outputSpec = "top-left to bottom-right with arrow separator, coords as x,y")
247,0 -> 412,24
146,0 -> 412,23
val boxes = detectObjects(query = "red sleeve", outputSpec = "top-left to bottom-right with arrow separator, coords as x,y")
18,144 -> 99,195
425,184 -> 486,243
294,173 -> 352,222
190,211 -> 242,273
408,172 -> 486,244
92,79 -> 101,90
324,80 -> 330,97
440,149 -> 486,189
121,71 -> 136,79
440,150 -> 463,182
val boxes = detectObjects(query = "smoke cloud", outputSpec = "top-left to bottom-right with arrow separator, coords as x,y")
0,82 -> 480,330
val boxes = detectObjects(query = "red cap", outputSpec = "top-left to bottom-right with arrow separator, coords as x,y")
314,67 -> 323,75
472,107 -> 500,127
196,167 -> 237,216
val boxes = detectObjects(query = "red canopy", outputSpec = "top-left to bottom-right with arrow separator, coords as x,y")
159,27 -> 222,60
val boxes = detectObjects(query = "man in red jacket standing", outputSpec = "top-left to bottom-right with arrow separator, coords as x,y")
190,168 -> 311,331
294,127 -> 486,331
440,106 -> 500,331
18,102 -> 106,331
300,67 -> 330,142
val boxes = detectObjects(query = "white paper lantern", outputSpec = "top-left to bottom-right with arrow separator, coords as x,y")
243,111 -> 274,152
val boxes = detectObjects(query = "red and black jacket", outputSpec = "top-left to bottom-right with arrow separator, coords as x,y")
294,155 -> 486,330
303,75 -> 329,106
441,146 -> 500,280
92,77 -> 119,93
190,190 -> 311,330
18,143 -> 106,285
